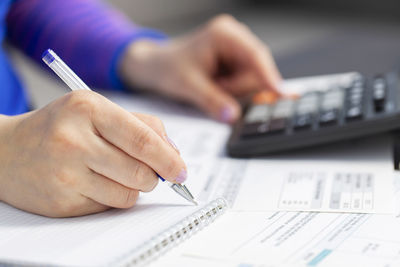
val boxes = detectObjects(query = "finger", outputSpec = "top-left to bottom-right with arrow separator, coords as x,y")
86,136 -> 159,192
184,71 -> 241,123
132,112 -> 180,153
210,15 -> 283,92
80,169 -> 140,209
218,71 -> 261,96
92,97 -> 187,183
132,113 -> 167,139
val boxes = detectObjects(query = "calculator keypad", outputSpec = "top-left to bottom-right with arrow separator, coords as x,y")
230,72 -> 400,157
240,74 -> 387,139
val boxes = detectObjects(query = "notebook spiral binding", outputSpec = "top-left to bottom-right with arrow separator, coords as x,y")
115,198 -> 229,267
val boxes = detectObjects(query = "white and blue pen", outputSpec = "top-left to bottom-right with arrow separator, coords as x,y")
42,49 -> 197,205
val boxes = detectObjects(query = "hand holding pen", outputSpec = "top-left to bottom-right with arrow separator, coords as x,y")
0,49 -> 195,218
42,49 -> 197,206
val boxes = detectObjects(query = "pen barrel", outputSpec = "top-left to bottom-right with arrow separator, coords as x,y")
42,49 -> 91,91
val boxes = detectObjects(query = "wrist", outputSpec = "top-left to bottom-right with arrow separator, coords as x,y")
119,40 -> 167,91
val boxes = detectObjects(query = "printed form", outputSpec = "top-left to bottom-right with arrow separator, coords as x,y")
152,174 -> 400,267
201,158 -> 394,214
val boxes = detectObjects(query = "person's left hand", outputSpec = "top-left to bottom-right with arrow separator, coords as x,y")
120,14 -> 282,123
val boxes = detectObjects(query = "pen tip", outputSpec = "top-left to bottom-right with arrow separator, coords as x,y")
192,200 -> 198,206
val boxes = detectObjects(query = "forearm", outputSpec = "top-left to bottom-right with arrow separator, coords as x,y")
6,0 -> 166,90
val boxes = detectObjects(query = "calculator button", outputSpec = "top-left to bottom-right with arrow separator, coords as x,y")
244,104 -> 271,123
346,105 -> 363,120
269,118 -> 286,132
347,86 -> 364,97
295,93 -> 320,114
294,114 -> 313,129
372,77 -> 386,112
272,99 -> 295,119
321,88 -> 345,110
240,122 -> 269,137
320,88 -> 344,126
348,93 -> 363,105
352,76 -> 364,88
319,109 -> 338,125
345,83 -> 364,121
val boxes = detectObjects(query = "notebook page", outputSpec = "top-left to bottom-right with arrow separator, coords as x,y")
0,186 -> 218,267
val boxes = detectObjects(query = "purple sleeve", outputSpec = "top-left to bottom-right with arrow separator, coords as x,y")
6,0 -> 167,90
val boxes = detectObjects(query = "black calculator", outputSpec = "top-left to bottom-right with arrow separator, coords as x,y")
227,71 -> 400,157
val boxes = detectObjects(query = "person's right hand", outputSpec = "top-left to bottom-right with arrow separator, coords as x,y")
0,91 -> 186,218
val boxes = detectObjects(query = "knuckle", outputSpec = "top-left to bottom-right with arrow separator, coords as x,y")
131,164 -> 158,192
47,125 -> 83,155
207,14 -> 243,36
211,14 -> 236,28
62,91 -> 98,116
150,115 -> 164,128
120,189 -> 139,208
54,169 -> 78,188
150,116 -> 166,134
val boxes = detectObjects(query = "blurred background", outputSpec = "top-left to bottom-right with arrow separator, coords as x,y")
8,0 -> 400,108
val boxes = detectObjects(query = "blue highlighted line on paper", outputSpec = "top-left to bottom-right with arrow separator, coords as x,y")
308,249 -> 332,266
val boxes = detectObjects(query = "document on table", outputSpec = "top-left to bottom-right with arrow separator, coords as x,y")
191,158 -> 394,214
105,91 -> 395,214
177,210 -> 400,267
152,174 -> 400,267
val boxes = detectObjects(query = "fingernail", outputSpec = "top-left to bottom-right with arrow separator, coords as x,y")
166,136 -> 180,153
220,106 -> 235,123
175,169 -> 187,183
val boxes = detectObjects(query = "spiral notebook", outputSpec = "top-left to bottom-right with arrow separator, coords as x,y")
0,198 -> 228,267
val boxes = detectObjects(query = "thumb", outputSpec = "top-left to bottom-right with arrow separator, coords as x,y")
186,72 -> 241,123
